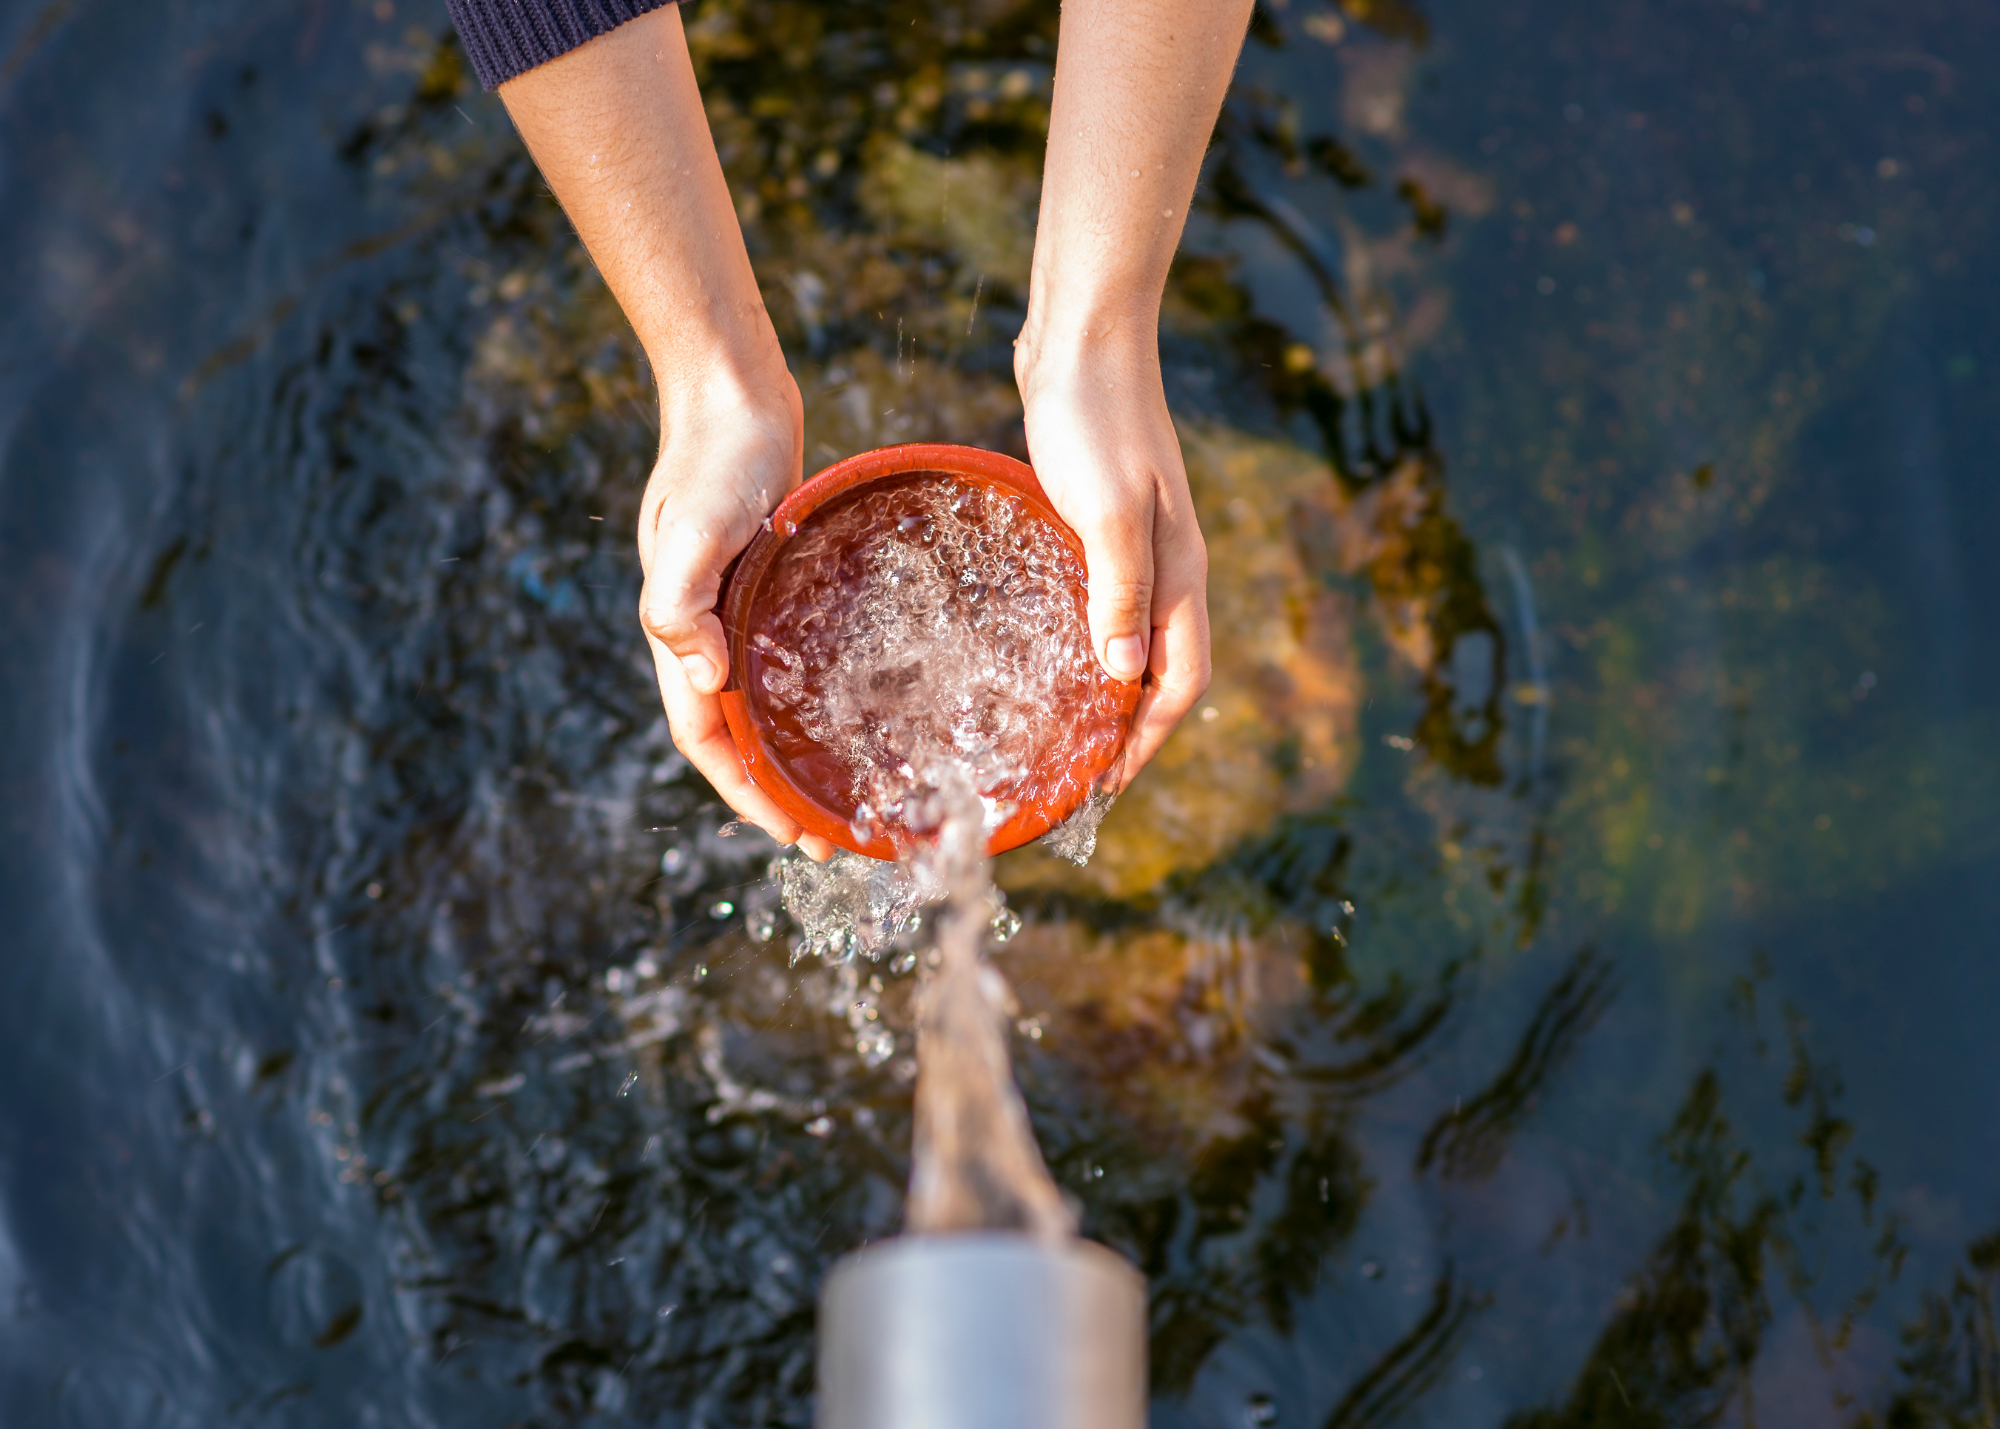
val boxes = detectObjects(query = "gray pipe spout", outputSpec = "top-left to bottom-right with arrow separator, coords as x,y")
816,1233 -> 1147,1429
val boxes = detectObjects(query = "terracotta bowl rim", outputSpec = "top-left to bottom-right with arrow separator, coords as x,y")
715,442 -> 1138,861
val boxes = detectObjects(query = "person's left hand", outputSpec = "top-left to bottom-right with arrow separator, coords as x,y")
1016,334 -> 1211,789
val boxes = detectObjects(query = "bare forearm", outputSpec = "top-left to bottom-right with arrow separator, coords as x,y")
497,7 -> 787,422
493,10 -> 822,853
1019,0 -> 1253,375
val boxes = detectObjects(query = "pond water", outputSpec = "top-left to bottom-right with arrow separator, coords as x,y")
1,0 -> 1995,1425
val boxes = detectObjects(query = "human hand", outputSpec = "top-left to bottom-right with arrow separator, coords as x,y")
1009,0 -> 1244,791
1016,335 -> 1211,790
495,11 -> 836,858
637,374 -> 839,861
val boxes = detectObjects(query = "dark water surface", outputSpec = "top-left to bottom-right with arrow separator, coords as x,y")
3,0 -> 1997,1424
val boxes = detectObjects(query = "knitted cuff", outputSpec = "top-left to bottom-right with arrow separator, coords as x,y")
445,0 -> 684,91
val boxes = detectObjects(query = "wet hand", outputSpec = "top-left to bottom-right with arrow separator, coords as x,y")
637,377 -> 839,861
1016,342 -> 1211,790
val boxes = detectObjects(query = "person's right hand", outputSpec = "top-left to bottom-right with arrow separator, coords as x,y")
636,373 -> 839,862
495,9 -> 836,859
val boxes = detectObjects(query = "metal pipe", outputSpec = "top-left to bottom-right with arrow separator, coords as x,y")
816,1233 -> 1147,1429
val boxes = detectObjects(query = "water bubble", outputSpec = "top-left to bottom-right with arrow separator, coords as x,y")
709,900 -> 736,919
804,1115 -> 834,1137
718,821 -> 746,838
989,906 -> 1022,943
890,951 -> 917,976
1245,1395 -> 1278,1426
660,847 -> 688,875
1361,1260 -> 1384,1280
855,1027 -> 895,1066
747,908 -> 777,940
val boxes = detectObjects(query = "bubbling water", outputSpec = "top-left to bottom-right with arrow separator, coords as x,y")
747,474 -> 1123,850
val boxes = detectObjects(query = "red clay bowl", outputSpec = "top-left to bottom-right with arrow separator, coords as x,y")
717,443 -> 1139,860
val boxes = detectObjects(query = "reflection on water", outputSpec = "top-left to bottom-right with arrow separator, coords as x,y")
1,0 -> 1997,1424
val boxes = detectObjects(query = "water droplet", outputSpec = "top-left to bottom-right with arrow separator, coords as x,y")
855,1027 -> 894,1066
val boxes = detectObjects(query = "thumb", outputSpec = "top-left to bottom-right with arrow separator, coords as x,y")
1075,503 -> 1155,684
641,519 -> 733,695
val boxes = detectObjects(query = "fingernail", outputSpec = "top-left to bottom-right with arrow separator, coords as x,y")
680,653 -> 717,690
1104,635 -> 1146,681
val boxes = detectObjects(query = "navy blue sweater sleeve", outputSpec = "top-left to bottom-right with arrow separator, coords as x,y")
446,0 -> 685,91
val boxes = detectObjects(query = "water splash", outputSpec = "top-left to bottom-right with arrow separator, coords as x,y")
1039,787 -> 1116,866
774,761 -> 1075,1237
780,849 -> 934,965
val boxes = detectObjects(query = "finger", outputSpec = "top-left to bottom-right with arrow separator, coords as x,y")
648,634 -> 812,850
1070,492 -> 1156,683
1111,506 -> 1209,784
1114,590 -> 1211,787
640,519 -> 734,695
795,830 -> 839,862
